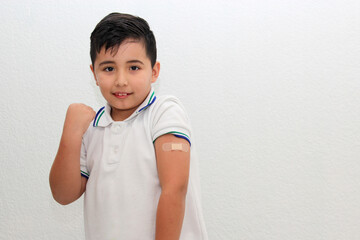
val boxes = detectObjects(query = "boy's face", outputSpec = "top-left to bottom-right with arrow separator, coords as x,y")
91,39 -> 160,121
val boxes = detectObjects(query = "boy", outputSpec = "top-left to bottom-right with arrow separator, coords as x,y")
49,13 -> 208,240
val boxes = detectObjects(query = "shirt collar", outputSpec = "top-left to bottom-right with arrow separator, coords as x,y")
93,87 -> 156,127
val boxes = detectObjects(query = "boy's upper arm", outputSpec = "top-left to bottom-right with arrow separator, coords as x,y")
80,176 -> 87,196
154,134 -> 190,193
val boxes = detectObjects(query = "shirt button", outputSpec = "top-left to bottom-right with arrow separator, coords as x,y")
111,124 -> 123,134
108,157 -> 117,164
113,146 -> 119,153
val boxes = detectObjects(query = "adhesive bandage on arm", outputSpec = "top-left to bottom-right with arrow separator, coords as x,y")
162,142 -> 190,152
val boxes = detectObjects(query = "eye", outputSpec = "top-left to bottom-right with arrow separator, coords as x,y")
130,66 -> 139,71
104,67 -> 114,72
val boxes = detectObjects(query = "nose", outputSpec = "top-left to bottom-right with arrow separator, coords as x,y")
115,71 -> 128,87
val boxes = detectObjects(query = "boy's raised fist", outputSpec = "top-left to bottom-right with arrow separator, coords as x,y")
64,103 -> 96,135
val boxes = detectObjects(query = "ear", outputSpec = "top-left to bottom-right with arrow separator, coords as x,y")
90,64 -> 99,86
151,61 -> 160,83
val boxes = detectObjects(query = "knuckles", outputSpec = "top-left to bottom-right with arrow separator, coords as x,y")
64,103 -> 96,134
67,103 -> 96,121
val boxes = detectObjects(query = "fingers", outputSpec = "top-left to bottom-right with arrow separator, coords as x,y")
65,103 -> 96,135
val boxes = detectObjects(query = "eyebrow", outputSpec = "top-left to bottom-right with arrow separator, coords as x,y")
98,59 -> 145,66
98,61 -> 115,66
126,60 -> 145,65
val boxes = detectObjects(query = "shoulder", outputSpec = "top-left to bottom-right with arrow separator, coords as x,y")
151,95 -> 189,117
149,94 -> 191,126
149,94 -> 192,143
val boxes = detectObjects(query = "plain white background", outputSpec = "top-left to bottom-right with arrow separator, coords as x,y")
1,0 -> 359,239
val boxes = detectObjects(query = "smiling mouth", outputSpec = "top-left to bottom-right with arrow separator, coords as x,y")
113,92 -> 132,98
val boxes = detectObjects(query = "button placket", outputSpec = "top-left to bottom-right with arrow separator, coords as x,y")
107,123 -> 125,164
113,145 -> 119,153
111,123 -> 123,134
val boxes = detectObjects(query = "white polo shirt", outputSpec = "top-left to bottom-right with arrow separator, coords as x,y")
80,88 -> 208,240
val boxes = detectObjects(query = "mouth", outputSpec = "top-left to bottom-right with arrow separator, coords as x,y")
113,92 -> 132,98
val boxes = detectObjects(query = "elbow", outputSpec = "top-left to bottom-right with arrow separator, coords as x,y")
52,191 -> 74,206
49,182 -> 79,205
54,195 -> 72,205
49,174 -> 84,205
51,192 -> 77,205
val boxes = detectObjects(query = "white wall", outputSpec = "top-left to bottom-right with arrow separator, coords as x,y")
1,0 -> 359,239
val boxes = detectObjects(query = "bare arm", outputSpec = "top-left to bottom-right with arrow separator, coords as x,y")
49,103 -> 95,205
154,134 -> 190,240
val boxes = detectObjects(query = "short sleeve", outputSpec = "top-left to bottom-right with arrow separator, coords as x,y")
80,137 -> 89,179
151,96 -> 192,145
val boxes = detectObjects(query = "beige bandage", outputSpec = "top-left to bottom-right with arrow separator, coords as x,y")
162,142 -> 190,152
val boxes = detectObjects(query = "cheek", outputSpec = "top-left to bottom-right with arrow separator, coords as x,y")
97,79 -> 112,90
133,78 -> 151,90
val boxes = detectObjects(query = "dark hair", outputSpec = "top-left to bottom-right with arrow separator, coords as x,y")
90,12 -> 157,67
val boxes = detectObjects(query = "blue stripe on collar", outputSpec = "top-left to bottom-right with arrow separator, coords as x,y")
138,96 -> 156,113
93,106 -> 105,127
137,90 -> 156,113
